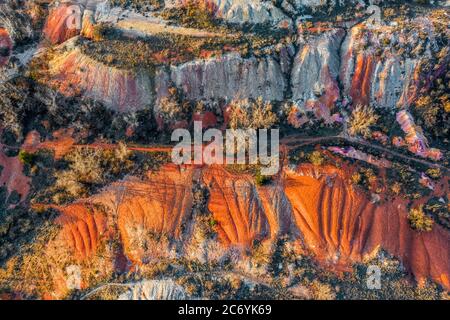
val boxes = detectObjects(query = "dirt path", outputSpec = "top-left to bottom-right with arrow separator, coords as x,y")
281,133 -> 448,171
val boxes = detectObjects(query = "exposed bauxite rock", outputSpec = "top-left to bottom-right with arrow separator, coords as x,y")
49,48 -> 153,112
291,29 -> 344,109
169,53 -> 286,102
201,166 -> 295,246
283,164 -> 450,290
49,162 -> 450,290
118,280 -> 187,300
201,166 -> 270,246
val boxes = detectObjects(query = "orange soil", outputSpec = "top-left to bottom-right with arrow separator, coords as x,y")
45,163 -> 450,290
202,166 -> 271,247
49,50 -> 153,112
92,164 -> 195,263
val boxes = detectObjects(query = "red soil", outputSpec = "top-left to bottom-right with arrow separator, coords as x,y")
23,129 -> 76,159
101,164 -> 195,263
192,111 -> 218,129
46,162 -> 450,290
50,50 -> 152,112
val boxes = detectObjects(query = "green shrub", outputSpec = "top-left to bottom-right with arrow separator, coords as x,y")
18,150 -> 34,165
255,170 -> 271,186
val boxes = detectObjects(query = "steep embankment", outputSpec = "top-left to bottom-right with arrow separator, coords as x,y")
43,2 -> 83,45
284,164 -> 450,289
340,19 -> 449,108
88,164 -> 194,263
56,203 -> 108,260
169,52 -> 287,102
48,163 -> 450,291
48,47 -> 153,112
291,29 -> 344,112
167,0 -> 292,28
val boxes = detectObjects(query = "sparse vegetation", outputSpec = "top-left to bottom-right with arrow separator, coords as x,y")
49,142 -> 168,204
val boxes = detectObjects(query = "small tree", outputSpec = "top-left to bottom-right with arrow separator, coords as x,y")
53,147 -> 104,199
18,150 -> 34,165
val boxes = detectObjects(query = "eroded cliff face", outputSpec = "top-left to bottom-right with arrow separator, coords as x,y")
48,47 -> 153,112
169,53 -> 287,102
291,29 -> 344,109
284,165 -> 450,290
56,203 -> 108,260
44,2 -> 83,45
39,1 -> 450,115
167,0 -> 293,28
46,163 -> 450,293
340,18 -> 449,109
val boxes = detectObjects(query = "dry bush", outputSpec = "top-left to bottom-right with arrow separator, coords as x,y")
309,280 -> 336,300
52,143 -> 133,202
348,105 -> 379,137
53,147 -> 104,199
229,97 -> 278,129
158,97 -> 184,122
